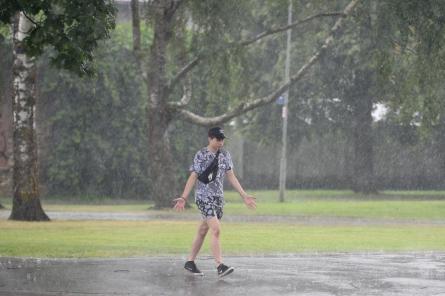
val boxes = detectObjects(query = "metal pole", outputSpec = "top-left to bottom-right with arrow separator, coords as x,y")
279,0 -> 292,202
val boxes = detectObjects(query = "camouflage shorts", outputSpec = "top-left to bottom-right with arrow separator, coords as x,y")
195,196 -> 224,220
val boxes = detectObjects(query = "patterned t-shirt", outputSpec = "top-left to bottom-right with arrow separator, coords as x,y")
189,147 -> 233,200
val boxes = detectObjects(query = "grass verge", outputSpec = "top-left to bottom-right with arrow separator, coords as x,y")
0,220 -> 444,258
2,199 -> 445,221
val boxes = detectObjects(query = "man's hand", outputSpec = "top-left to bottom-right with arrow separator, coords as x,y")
242,195 -> 256,210
173,197 -> 186,212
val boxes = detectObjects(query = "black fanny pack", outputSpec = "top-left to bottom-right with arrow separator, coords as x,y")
198,150 -> 220,184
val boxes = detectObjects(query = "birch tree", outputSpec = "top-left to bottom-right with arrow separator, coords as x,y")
8,13 -> 48,220
0,0 -> 115,220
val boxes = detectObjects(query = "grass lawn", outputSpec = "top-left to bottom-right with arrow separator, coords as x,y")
1,190 -> 445,258
224,200 -> 445,220
1,220 -> 444,258
2,200 -> 445,220
3,190 -> 445,220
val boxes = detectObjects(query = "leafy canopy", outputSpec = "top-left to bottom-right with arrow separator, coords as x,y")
0,0 -> 116,75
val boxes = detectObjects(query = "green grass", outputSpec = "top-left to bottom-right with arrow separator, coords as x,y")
1,201 -> 445,220
1,220 -> 444,258
2,190 -> 445,258
2,190 -> 445,220
224,189 -> 445,202
225,200 -> 445,220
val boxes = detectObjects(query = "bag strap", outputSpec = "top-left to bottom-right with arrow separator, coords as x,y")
198,149 -> 220,184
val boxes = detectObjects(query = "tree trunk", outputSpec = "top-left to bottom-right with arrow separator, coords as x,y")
350,69 -> 376,194
146,1 -> 179,208
147,108 -> 179,208
130,0 -> 141,52
9,13 -> 49,221
348,2 -> 377,195
434,122 -> 445,184
0,24 -> 11,209
0,75 -> 9,207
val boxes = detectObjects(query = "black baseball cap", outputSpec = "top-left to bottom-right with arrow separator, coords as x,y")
208,127 -> 226,140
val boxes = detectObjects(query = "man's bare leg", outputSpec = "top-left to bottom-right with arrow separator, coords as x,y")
206,216 -> 222,266
187,220 -> 209,261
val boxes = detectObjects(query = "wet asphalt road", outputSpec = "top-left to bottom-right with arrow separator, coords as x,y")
1,253 -> 445,296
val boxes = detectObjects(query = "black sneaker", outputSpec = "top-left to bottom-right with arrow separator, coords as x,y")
184,261 -> 204,276
217,263 -> 234,278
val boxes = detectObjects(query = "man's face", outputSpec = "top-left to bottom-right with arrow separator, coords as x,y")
208,137 -> 224,149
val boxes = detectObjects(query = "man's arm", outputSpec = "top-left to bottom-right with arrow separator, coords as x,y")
181,172 -> 198,200
173,172 -> 198,211
226,170 -> 256,209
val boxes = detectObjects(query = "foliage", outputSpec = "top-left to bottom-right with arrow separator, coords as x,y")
0,26 -> 12,99
0,0 -> 116,76
376,0 -> 445,130
237,0 -> 350,146
38,34 -> 149,198
236,0 -> 445,144
2,0 -> 445,198
112,22 -> 153,51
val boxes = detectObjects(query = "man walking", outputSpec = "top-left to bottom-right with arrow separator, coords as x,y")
173,127 -> 256,277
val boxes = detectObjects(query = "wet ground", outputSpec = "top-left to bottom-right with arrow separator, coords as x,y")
1,253 -> 445,296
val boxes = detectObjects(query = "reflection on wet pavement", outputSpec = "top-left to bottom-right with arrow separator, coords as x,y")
1,253 -> 445,296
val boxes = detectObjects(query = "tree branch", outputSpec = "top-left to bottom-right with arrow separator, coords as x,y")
21,11 -> 39,28
176,0 -> 360,126
167,56 -> 199,95
171,0 -> 186,14
167,9 -> 346,96
168,77 -> 192,108
239,11 -> 346,47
